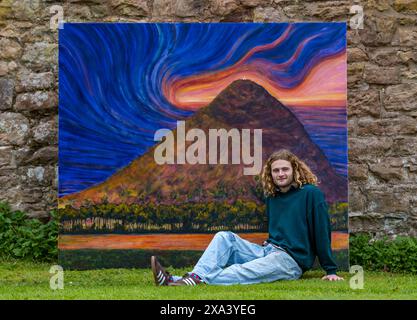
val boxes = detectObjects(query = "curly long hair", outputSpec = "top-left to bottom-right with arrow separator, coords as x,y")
261,149 -> 318,197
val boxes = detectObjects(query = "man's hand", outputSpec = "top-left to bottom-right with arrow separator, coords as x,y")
321,274 -> 344,281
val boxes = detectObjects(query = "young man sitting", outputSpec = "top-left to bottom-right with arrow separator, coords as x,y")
151,149 -> 344,286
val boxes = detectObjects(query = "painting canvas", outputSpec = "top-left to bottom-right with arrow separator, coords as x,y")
58,23 -> 348,271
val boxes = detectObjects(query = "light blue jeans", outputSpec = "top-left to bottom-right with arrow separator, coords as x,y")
172,231 -> 302,285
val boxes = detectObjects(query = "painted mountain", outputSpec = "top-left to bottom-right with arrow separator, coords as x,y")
60,80 -> 347,209
58,23 -> 348,270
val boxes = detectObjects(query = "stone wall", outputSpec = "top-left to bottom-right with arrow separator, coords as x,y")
0,0 -> 416,238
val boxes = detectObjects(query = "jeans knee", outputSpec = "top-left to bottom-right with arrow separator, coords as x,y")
215,231 -> 228,238
214,231 -> 234,241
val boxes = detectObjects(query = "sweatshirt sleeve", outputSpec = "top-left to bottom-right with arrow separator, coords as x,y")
312,200 -> 338,275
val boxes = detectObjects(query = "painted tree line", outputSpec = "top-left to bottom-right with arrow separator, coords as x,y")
58,201 -> 348,234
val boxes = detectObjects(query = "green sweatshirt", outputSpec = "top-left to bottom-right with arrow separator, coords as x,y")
266,183 -> 338,275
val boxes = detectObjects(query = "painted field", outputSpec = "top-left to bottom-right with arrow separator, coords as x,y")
59,232 -> 348,251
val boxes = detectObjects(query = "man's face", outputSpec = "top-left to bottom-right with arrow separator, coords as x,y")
271,159 -> 294,189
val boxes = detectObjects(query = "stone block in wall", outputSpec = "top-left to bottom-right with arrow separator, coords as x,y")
0,1 -> 13,22
209,0 -> 240,16
1,147 -> 33,171
386,157 -> 406,168
384,212 -> 409,223
393,0 -> 417,12
32,116 -> 58,145
0,23 -> 21,39
369,164 -> 405,182
363,64 -> 400,84
347,29 -> 361,46
365,0 -> 392,11
0,62 -> 8,76
13,184 -> 57,217
0,112 -> 30,146
383,83 -> 417,112
43,187 -> 57,208
0,169 -> 19,191
64,4 -> 92,21
21,42 -> 58,72
349,215 -> 385,234
0,146 -> 13,167
90,4 -> 109,18
153,0 -> 203,18
347,118 -> 356,136
52,165 -> 58,189
281,4 -> 305,19
14,91 -> 57,113
410,187 -> 417,208
1,60 -> 17,75
349,163 -> 369,181
253,6 -> 286,22
11,0 -> 43,22
102,16 -> 149,22
304,1 -> 350,20
0,24 -> 34,59
391,137 -> 417,156
20,187 -> 43,205
10,146 -> 32,168
349,185 -> 367,212
347,62 -> 364,85
21,25 -> 57,43
357,116 -> 417,137
25,146 -> 58,165
109,0 -> 149,17
392,26 -> 417,47
177,0 -> 207,18
25,208 -> 50,218
383,213 -> 410,236
16,69 -> 54,93
367,189 -> 410,213
401,63 -> 417,81
219,7 -> 254,22
368,47 -> 403,66
21,166 -> 46,186
0,78 -> 14,111
0,186 -> 22,210
0,37 -> 22,59
397,12 -> 417,26
18,165 -> 56,187
359,13 -> 397,45
349,137 -> 394,161
348,88 -> 381,117
241,0 -> 269,7
347,47 -> 368,63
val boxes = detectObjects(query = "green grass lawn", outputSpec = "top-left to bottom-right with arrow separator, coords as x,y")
1,258 -> 416,300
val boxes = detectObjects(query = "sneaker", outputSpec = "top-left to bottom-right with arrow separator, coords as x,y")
168,273 -> 203,286
151,256 -> 171,286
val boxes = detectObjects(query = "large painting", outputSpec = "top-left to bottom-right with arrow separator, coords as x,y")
58,23 -> 348,270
